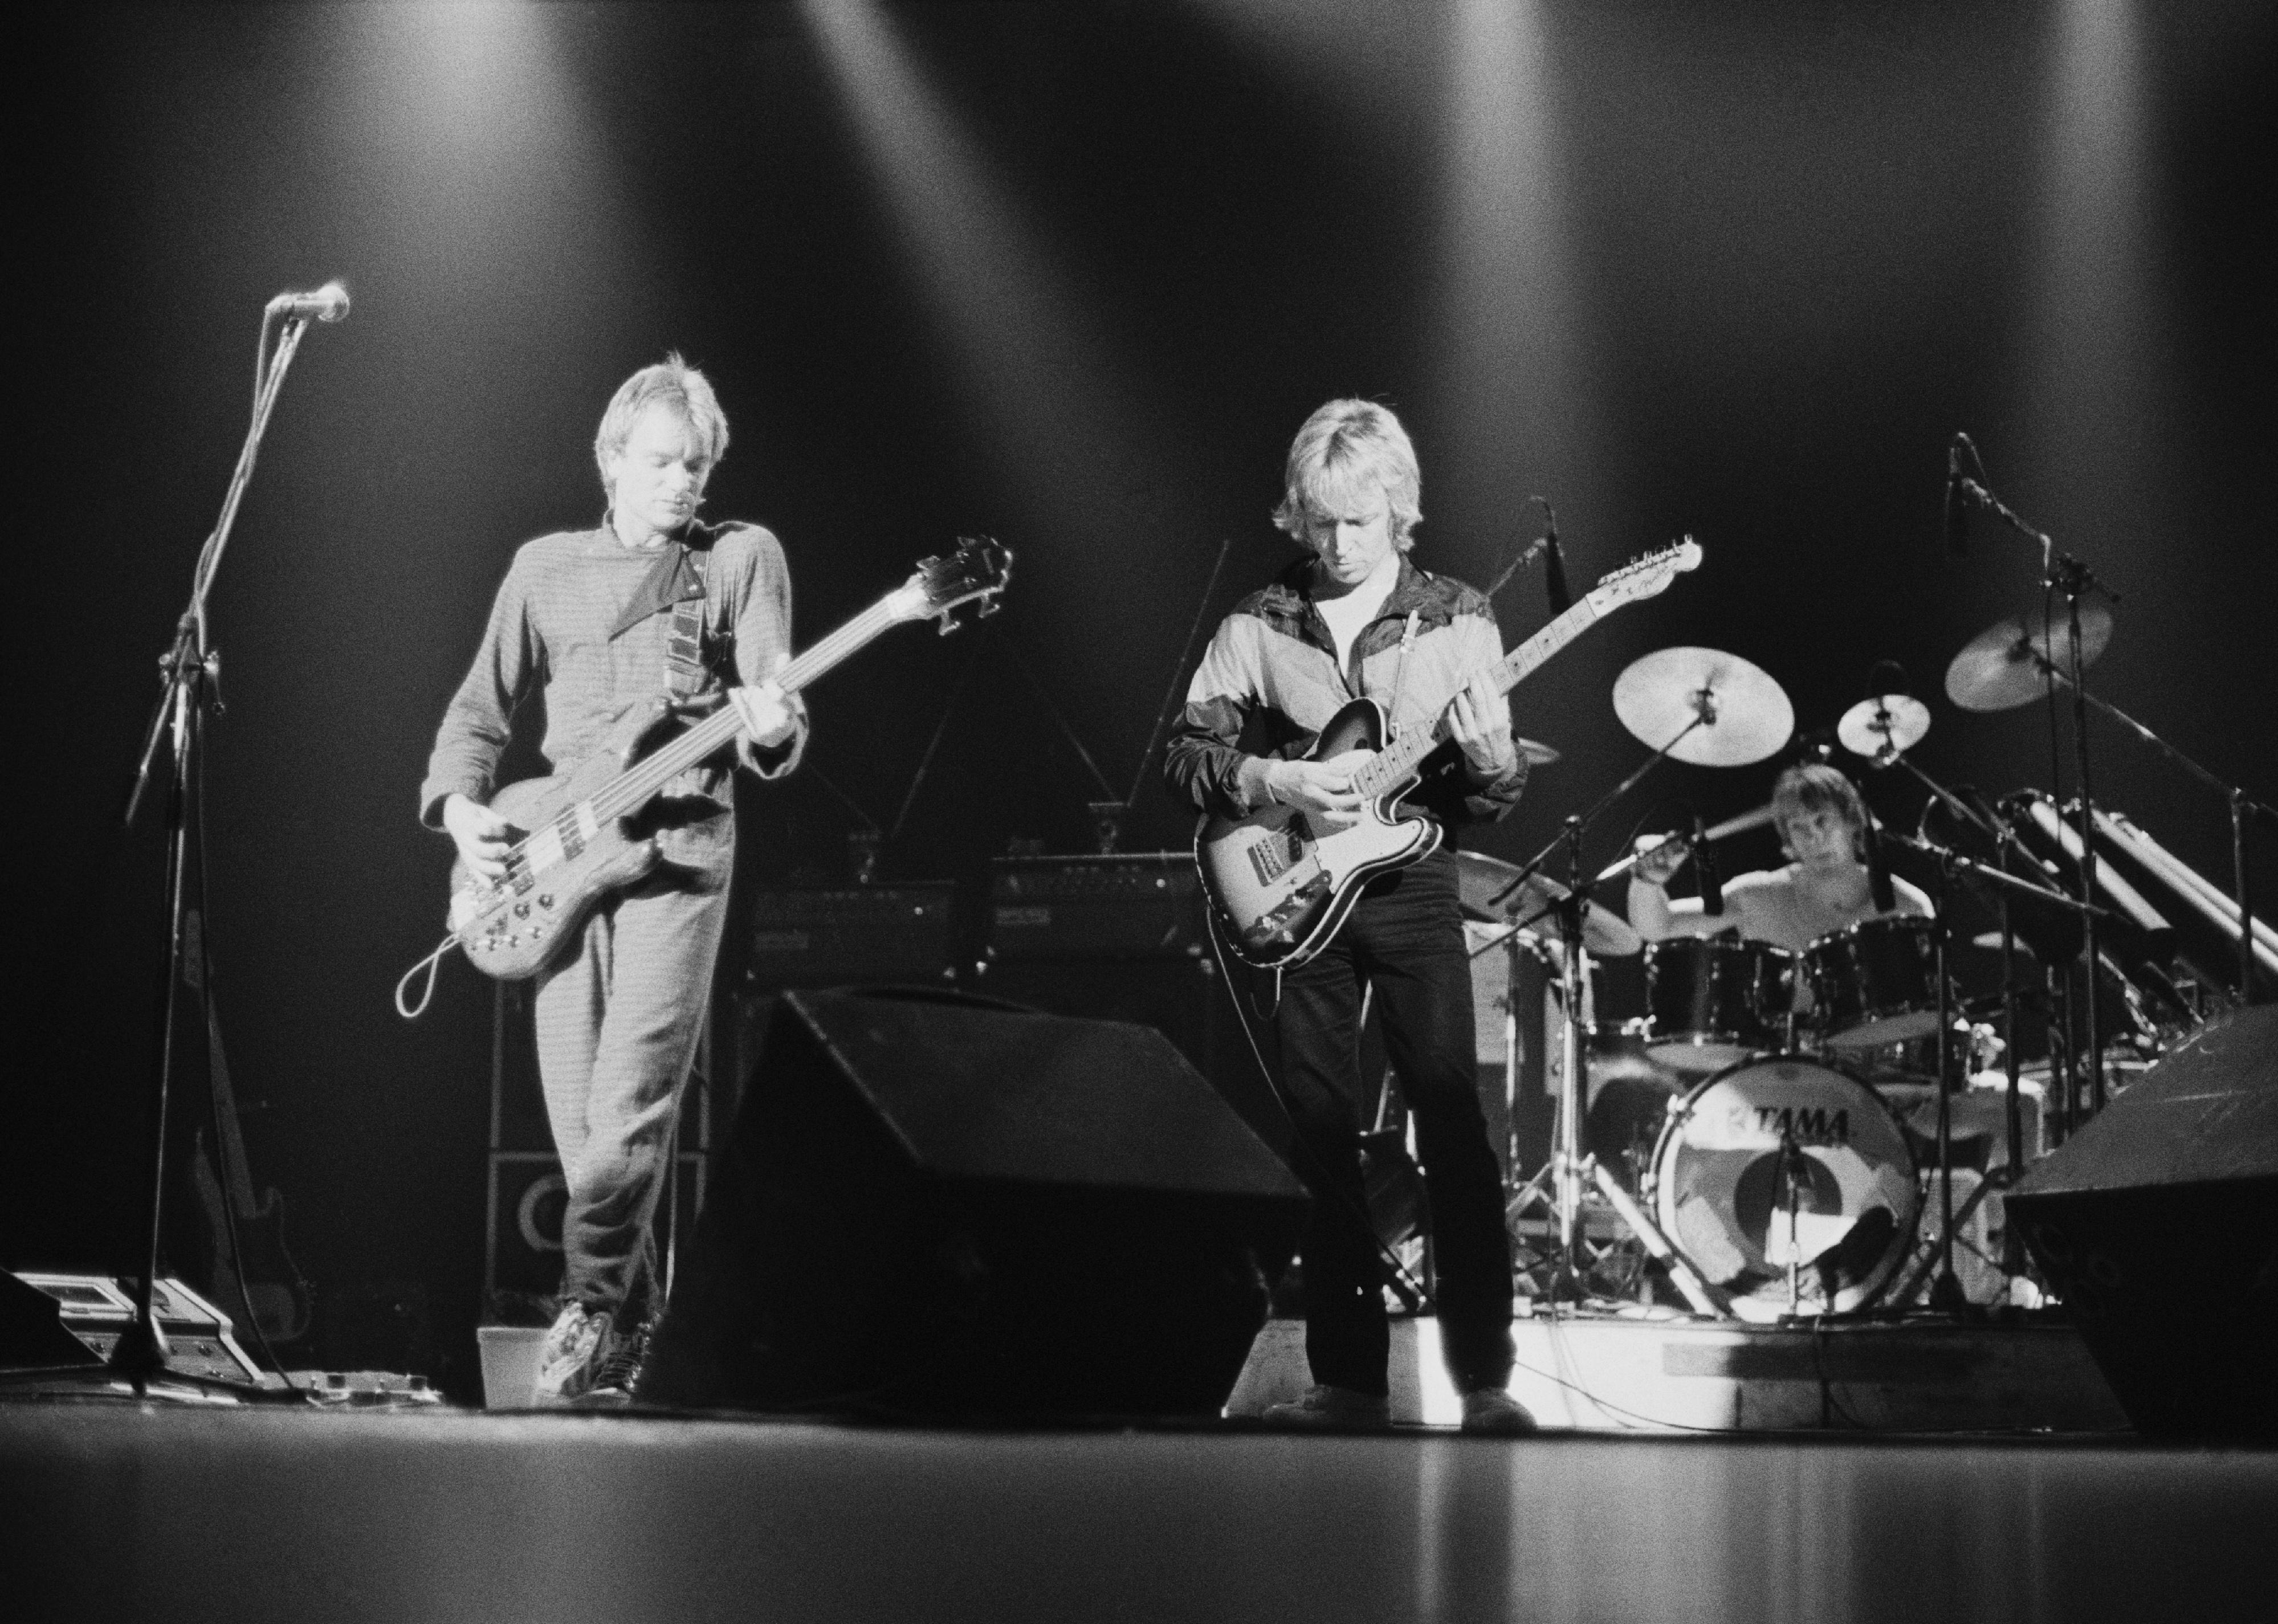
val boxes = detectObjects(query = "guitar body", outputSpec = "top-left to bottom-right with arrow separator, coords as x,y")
1189,537 -> 1704,973
1195,699 -> 1441,970
447,699 -> 684,981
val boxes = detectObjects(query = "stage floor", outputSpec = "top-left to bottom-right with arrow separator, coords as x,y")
5,1400 -> 2272,1623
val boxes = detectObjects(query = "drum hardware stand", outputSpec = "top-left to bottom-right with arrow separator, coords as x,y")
1890,830 -> 2100,1312
1495,707 -> 1717,1301
1466,919 -> 1549,1182
1776,1125 -> 1810,1316
98,302 -> 327,1392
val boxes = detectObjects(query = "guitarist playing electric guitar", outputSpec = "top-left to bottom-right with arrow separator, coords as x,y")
420,356 -> 804,1409
1164,399 -> 1537,1436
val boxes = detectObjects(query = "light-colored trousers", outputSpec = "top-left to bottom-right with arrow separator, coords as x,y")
532,866 -> 727,1320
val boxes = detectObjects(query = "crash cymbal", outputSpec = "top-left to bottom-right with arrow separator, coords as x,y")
1837,694 -> 1931,760
1515,737 -> 1561,766
1943,605 -> 2114,714
1453,852 -> 1641,957
1612,647 -> 1795,767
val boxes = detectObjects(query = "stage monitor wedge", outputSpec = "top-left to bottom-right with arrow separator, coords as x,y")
2008,1005 -> 2278,1441
639,988 -> 1309,1419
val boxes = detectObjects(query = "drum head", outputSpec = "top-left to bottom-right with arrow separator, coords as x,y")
1651,1056 -> 1918,1321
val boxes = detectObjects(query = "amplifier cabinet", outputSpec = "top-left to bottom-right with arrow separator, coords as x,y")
486,1152 -> 706,1302
16,1272 -> 262,1384
748,883 -> 958,989
987,852 -> 1205,961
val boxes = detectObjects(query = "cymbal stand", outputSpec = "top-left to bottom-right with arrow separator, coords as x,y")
1872,746 -> 2040,1177
1496,706 -> 1712,1299
111,308 -> 317,1387
2007,659 -> 2276,1005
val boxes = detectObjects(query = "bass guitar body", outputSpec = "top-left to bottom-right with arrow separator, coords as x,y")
1194,699 -> 1440,970
447,699 -> 687,982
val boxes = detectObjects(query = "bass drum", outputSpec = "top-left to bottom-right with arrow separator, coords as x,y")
1651,1056 -> 1919,1322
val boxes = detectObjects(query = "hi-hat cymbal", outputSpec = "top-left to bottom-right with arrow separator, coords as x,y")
1837,694 -> 1931,760
1612,647 -> 1794,766
1944,605 -> 2114,714
1453,851 -> 1641,957
1515,737 -> 1561,766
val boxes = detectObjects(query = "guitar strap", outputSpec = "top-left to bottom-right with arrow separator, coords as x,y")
609,525 -> 733,699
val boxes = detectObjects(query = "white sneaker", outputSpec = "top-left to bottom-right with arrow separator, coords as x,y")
1260,1384 -> 1393,1431
531,1303 -> 608,1407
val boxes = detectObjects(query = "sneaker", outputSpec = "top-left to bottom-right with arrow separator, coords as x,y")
1459,1386 -> 1538,1436
569,1314 -> 653,1409
531,1303 -> 608,1408
1260,1384 -> 1392,1431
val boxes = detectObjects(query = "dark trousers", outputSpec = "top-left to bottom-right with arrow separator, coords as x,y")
1275,850 -> 1515,1396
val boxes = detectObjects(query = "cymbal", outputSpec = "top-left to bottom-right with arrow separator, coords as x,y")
1943,605 -> 2114,713
1453,851 -> 1642,957
1515,737 -> 1561,766
1612,647 -> 1794,767
1837,694 -> 1931,760
1967,930 -> 2036,957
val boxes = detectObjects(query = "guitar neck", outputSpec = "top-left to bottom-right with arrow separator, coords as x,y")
1352,594 -> 1603,797
585,594 -> 904,822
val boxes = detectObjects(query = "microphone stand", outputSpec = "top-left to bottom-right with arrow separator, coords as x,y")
1885,827 -> 2105,1311
111,309 -> 316,1387
1951,471 -> 2117,1116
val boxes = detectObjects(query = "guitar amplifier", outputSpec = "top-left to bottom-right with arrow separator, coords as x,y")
10,1272 -> 263,1384
747,883 -> 958,989
985,852 -> 1207,962
487,1151 -> 706,1301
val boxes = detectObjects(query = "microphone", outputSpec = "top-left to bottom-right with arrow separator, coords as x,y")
1693,810 -> 1723,916
267,281 -> 351,323
1864,806 -> 1897,914
1533,495 -> 1572,616
1942,432 -> 1987,555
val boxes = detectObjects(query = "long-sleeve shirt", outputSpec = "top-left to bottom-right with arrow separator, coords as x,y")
1163,554 -> 1526,836
419,520 -> 808,873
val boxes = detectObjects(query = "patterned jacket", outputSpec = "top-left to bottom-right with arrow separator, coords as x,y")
1163,554 -> 1527,836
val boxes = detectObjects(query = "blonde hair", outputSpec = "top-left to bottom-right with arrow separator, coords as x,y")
1272,398 -> 1422,551
593,353 -> 730,487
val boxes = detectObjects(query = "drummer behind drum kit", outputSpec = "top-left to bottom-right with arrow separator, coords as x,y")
1462,579 -> 2273,1325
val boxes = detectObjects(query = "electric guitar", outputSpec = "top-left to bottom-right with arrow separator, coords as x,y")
1195,538 -> 1702,969
447,536 -> 1012,981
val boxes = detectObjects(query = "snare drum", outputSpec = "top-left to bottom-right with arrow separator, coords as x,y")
1642,936 -> 1794,1073
1650,1055 -> 1919,1321
1805,916 -> 1945,1051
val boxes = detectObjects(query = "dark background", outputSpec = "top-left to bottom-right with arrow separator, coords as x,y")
10,1 -> 2272,1396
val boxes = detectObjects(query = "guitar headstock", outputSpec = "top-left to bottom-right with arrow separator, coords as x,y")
1589,536 -> 1702,609
888,534 -> 1013,633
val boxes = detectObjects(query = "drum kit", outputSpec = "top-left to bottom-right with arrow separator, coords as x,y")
1458,574 -> 2271,1324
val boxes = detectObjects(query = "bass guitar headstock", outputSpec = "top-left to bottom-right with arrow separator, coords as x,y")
889,534 -> 1014,634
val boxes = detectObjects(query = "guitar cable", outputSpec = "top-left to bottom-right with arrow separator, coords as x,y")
189,739 -> 300,1388
1203,909 -> 1435,1311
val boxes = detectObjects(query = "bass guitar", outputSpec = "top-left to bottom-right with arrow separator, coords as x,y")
1195,537 -> 1701,969
447,536 -> 1012,981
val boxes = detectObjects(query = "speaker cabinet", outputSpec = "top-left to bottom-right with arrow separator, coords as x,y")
2008,1006 -> 2278,1441
638,989 -> 1308,1418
